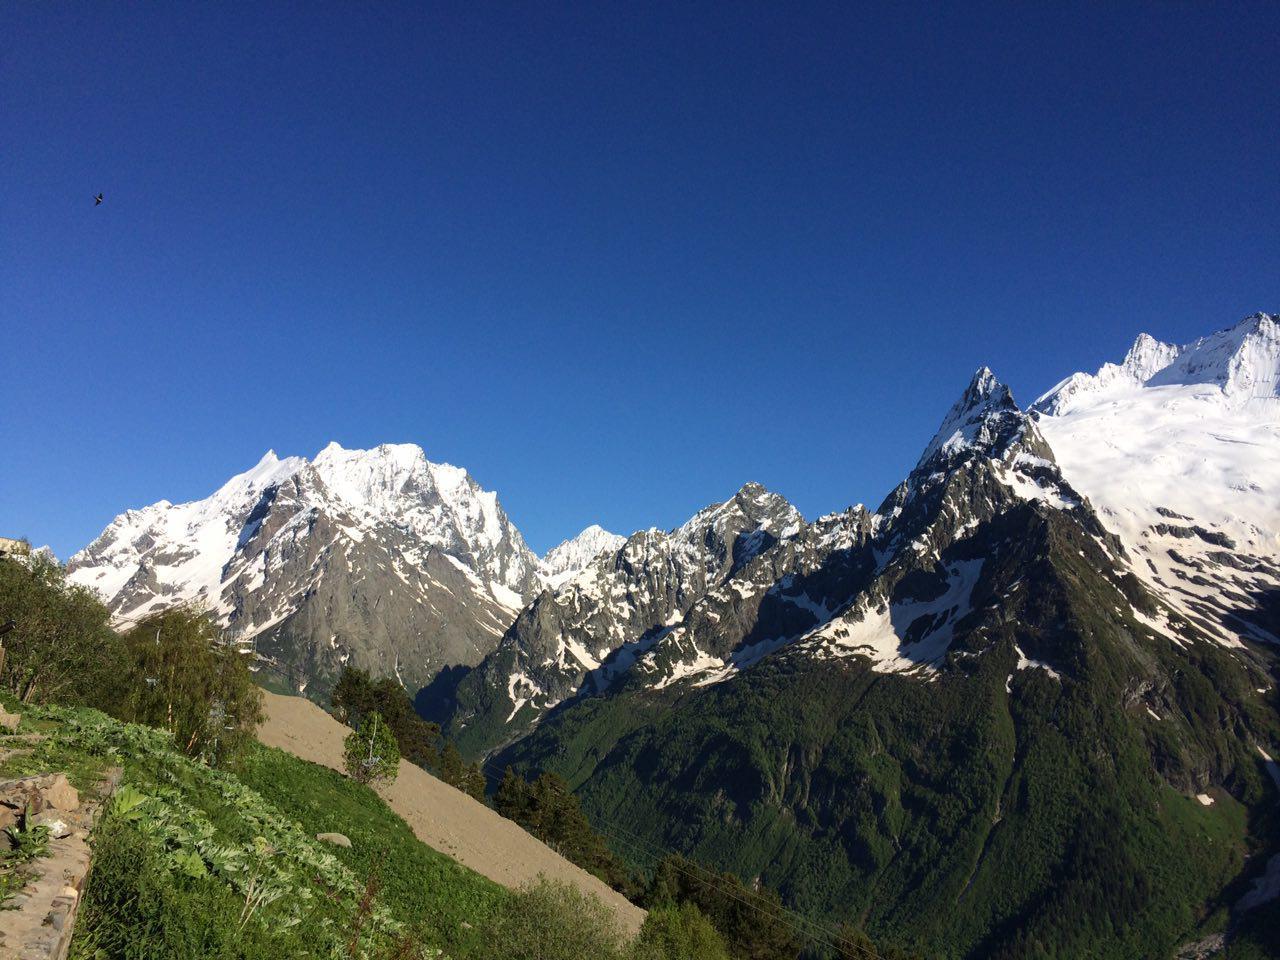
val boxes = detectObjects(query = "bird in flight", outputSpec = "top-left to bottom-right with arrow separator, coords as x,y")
94,193 -> 103,205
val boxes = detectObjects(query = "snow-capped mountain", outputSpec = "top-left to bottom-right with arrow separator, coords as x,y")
440,370 -> 1098,753
56,311 -> 1280,954
477,318 -> 1280,956
439,482 -> 806,750
1034,312 -> 1280,647
444,314 -> 1280,767
536,525 -> 627,590
68,442 -> 545,696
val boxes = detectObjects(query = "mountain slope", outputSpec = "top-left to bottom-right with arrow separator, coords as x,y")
255,689 -> 645,935
436,483 -> 806,754
475,342 -> 1280,958
1034,313 -> 1280,650
67,443 -> 541,697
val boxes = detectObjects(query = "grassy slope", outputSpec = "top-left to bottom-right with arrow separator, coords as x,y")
0,701 -> 507,959
235,743 -> 506,956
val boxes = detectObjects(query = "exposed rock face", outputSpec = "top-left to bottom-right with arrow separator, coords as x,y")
439,482 -> 808,752
67,443 -> 543,699
442,365 -> 1095,756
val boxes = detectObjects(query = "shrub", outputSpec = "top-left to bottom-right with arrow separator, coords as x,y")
0,555 -> 122,705
483,876 -> 625,960
114,608 -> 264,765
344,711 -> 400,785
630,902 -> 730,960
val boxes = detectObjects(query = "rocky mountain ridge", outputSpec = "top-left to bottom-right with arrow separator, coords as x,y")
66,442 -> 620,697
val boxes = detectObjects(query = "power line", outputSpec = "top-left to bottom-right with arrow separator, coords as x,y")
471,753 -> 878,959
594,822 -> 873,959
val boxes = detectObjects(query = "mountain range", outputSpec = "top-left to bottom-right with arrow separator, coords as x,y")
67,441 -> 619,696
67,312 -> 1280,958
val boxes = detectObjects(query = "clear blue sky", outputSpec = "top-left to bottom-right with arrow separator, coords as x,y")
4,2 -> 1277,559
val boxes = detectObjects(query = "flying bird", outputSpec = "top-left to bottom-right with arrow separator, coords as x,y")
94,193 -> 103,205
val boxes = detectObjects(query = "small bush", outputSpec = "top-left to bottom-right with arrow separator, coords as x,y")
344,711 -> 401,785
483,876 -> 625,960
630,902 -> 730,960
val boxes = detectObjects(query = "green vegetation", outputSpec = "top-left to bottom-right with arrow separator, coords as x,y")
114,608 -> 265,765
0,555 -> 121,705
0,559 -> 262,767
4,805 -> 52,864
334,666 -> 485,799
0,703 -> 519,959
485,877 -> 626,960
0,801 -> 54,905
344,711 -> 401,785
0,705 -> 407,958
498,507 -> 1280,959
494,766 -> 637,896
235,740 -> 507,957
645,853 -> 802,960
631,902 -> 731,960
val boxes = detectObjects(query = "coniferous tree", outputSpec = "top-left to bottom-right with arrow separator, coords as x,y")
332,667 -> 441,768
645,855 -> 801,960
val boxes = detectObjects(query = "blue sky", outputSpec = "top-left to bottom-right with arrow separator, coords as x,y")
4,2 -> 1277,559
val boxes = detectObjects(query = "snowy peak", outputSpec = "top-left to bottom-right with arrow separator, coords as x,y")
1032,330 -> 1182,415
1034,310 -> 1280,648
1034,312 -> 1279,414
68,442 -> 543,621
916,367 -> 1025,469
213,449 -> 309,505
307,441 -> 540,600
1121,332 -> 1183,382
538,525 -> 627,589
675,482 -> 804,567
1147,312 -> 1278,402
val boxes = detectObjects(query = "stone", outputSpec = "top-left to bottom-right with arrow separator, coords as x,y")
32,814 -> 70,839
5,783 -> 46,814
315,832 -> 351,848
41,775 -> 78,812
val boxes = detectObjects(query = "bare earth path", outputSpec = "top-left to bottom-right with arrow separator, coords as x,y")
257,690 -> 645,935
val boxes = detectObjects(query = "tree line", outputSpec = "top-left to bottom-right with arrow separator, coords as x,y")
0,556 -> 261,765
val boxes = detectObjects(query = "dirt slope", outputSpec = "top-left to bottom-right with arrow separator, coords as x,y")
257,690 -> 645,935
